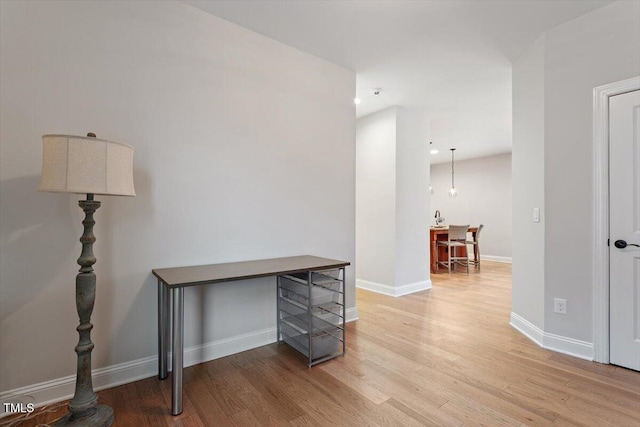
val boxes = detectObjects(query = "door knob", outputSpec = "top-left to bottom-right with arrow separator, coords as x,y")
615,240 -> 640,249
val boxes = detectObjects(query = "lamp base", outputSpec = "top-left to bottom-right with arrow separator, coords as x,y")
54,404 -> 114,427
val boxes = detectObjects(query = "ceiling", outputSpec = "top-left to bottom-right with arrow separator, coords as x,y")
183,0 -> 612,163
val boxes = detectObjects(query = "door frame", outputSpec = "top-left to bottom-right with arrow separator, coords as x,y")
593,76 -> 640,364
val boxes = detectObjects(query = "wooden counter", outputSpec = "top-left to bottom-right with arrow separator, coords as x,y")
430,226 -> 478,273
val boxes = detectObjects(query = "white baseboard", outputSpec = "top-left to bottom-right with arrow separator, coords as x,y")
356,278 -> 432,297
396,280 -> 432,296
345,306 -> 359,322
509,312 -> 544,346
181,327 -> 277,370
510,312 -> 593,361
356,279 -> 395,295
543,332 -> 593,361
482,255 -> 512,263
1,311 -> 361,417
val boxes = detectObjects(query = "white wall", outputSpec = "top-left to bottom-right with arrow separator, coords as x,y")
543,0 -> 640,342
355,107 -> 430,295
511,0 -> 640,350
395,108 -> 430,287
0,0 -> 355,401
512,34 -> 545,330
355,107 -> 396,287
430,153 -> 512,260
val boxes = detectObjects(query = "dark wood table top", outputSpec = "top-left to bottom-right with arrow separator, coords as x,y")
152,255 -> 350,288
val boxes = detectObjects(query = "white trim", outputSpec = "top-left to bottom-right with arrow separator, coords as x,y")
481,255 -> 512,264
509,312 -> 544,346
180,327 -> 276,369
356,279 -> 396,295
0,311 -> 360,417
543,332 -> 593,361
345,306 -> 359,323
592,76 -> 640,364
395,280 -> 432,296
356,278 -> 432,297
510,312 -> 593,361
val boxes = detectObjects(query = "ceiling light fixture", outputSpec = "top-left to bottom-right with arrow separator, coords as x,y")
449,148 -> 458,198
430,149 -> 439,154
354,98 -> 361,105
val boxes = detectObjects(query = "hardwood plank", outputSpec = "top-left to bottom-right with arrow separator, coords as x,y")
288,414 -> 324,427
415,363 -> 560,424
383,398 -> 462,427
229,409 -> 264,427
238,360 -> 306,422
184,376 -> 234,427
563,395 -> 640,426
318,359 -> 390,405
439,399 -> 522,427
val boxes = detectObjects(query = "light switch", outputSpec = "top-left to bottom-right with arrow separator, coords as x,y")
533,207 -> 540,223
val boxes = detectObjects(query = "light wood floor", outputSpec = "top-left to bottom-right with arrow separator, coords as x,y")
9,261 -> 640,426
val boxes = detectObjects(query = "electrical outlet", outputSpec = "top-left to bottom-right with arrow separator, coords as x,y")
554,298 -> 567,315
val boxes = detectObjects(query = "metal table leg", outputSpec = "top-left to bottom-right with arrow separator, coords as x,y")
158,280 -> 169,380
171,287 -> 184,416
276,276 -> 281,343
342,267 -> 346,356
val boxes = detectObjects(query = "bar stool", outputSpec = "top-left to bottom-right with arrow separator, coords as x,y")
436,224 -> 470,273
467,224 -> 484,270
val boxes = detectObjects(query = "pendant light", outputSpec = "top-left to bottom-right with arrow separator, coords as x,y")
449,148 -> 457,198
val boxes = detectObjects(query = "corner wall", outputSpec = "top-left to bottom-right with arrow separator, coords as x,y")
395,108 -> 430,288
512,34 -> 545,332
511,0 -> 640,358
355,108 -> 397,288
0,0 -> 356,405
355,107 -> 431,296
543,0 -> 640,342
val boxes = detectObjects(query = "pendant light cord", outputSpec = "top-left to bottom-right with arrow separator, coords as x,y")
451,148 -> 456,189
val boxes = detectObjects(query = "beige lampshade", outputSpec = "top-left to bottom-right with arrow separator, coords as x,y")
39,134 -> 136,196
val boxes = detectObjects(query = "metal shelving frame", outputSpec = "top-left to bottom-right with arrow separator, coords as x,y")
276,267 -> 346,367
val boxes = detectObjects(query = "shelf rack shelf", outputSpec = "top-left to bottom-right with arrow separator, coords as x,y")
276,267 -> 346,366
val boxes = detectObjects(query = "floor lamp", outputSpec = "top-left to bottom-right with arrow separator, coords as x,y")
39,133 -> 135,426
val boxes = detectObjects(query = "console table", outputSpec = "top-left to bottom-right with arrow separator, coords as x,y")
152,255 -> 350,416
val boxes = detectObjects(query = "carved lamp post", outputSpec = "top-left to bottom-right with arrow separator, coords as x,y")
39,133 -> 135,426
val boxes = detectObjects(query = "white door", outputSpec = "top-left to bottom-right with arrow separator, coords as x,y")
610,89 -> 640,371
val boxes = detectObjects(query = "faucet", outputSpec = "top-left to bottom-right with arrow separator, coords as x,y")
435,210 -> 445,225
